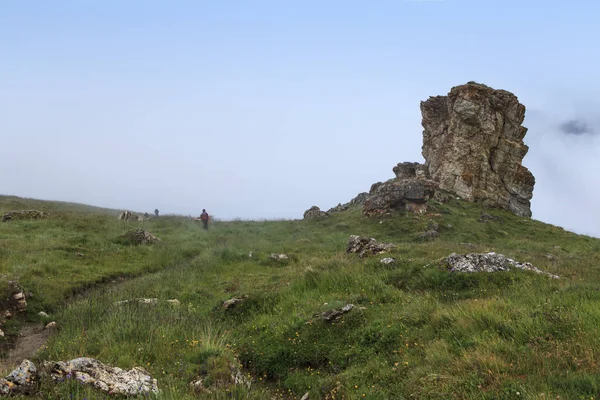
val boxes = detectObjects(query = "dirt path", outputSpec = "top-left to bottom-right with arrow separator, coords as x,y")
0,323 -> 50,374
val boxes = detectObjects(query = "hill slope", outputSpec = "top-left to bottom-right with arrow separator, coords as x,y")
2,195 -> 600,399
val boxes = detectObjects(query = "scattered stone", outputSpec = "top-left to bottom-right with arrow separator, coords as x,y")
380,258 -> 396,265
248,252 -> 253,258
270,253 -> 289,261
1,210 -> 44,223
0,329 -> 4,338
189,357 -> 250,393
301,392 -> 310,400
117,211 -> 144,222
479,213 -> 503,223
114,298 -> 159,306
43,357 -> 159,396
76,253 -> 85,257
222,298 -> 245,310
303,206 -> 329,219
419,230 -> 439,240
320,304 -> 354,322
118,229 -> 160,245
0,359 -> 37,395
421,82 -> 535,217
38,311 -> 49,319
427,220 -> 439,232
44,321 -> 57,330
443,252 -> 559,279
4,311 -> 12,319
346,235 -> 396,258
166,299 -> 181,306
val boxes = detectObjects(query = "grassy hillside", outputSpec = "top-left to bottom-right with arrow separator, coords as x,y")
2,195 -> 600,399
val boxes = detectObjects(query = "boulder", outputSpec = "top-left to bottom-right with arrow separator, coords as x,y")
421,82 -> 535,217
1,210 -> 44,222
393,162 -> 429,180
0,359 -> 37,395
118,229 -> 160,245
43,357 -> 159,396
346,235 -> 395,258
443,252 -> 559,278
363,178 -> 437,217
117,211 -> 144,222
303,206 -> 329,219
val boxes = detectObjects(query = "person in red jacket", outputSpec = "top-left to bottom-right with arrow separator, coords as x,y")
200,209 -> 209,230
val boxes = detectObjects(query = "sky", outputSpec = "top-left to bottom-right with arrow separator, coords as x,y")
2,0 -> 600,236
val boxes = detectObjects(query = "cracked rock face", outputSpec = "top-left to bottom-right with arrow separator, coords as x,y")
363,177 -> 437,217
421,82 -> 535,217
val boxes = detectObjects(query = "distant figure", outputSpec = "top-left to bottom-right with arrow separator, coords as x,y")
144,212 -> 149,218
154,209 -> 159,217
200,209 -> 209,230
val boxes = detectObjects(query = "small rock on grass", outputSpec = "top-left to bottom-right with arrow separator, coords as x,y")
44,321 -> 57,330
270,253 -> 289,260
380,258 -> 396,265
320,304 -> 354,322
223,297 -> 246,310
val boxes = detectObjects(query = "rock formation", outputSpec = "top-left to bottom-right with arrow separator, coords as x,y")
421,82 -> 535,217
303,206 -> 329,219
363,169 -> 437,216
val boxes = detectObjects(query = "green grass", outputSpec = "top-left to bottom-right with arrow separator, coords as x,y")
2,194 -> 600,399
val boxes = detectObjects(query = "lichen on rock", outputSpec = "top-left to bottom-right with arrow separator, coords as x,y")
420,82 -> 535,217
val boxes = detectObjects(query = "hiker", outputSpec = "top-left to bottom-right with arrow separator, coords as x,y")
154,209 -> 159,217
200,209 -> 209,230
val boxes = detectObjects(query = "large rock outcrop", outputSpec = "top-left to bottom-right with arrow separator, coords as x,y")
421,82 -> 535,217
363,163 -> 437,216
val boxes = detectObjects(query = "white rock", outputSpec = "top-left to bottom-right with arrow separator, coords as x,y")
44,321 -> 57,330
380,258 -> 396,265
45,357 -> 159,396
38,311 -> 49,318
166,299 -> 181,306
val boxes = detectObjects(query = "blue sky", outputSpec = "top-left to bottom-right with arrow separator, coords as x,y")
2,1 -> 600,235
